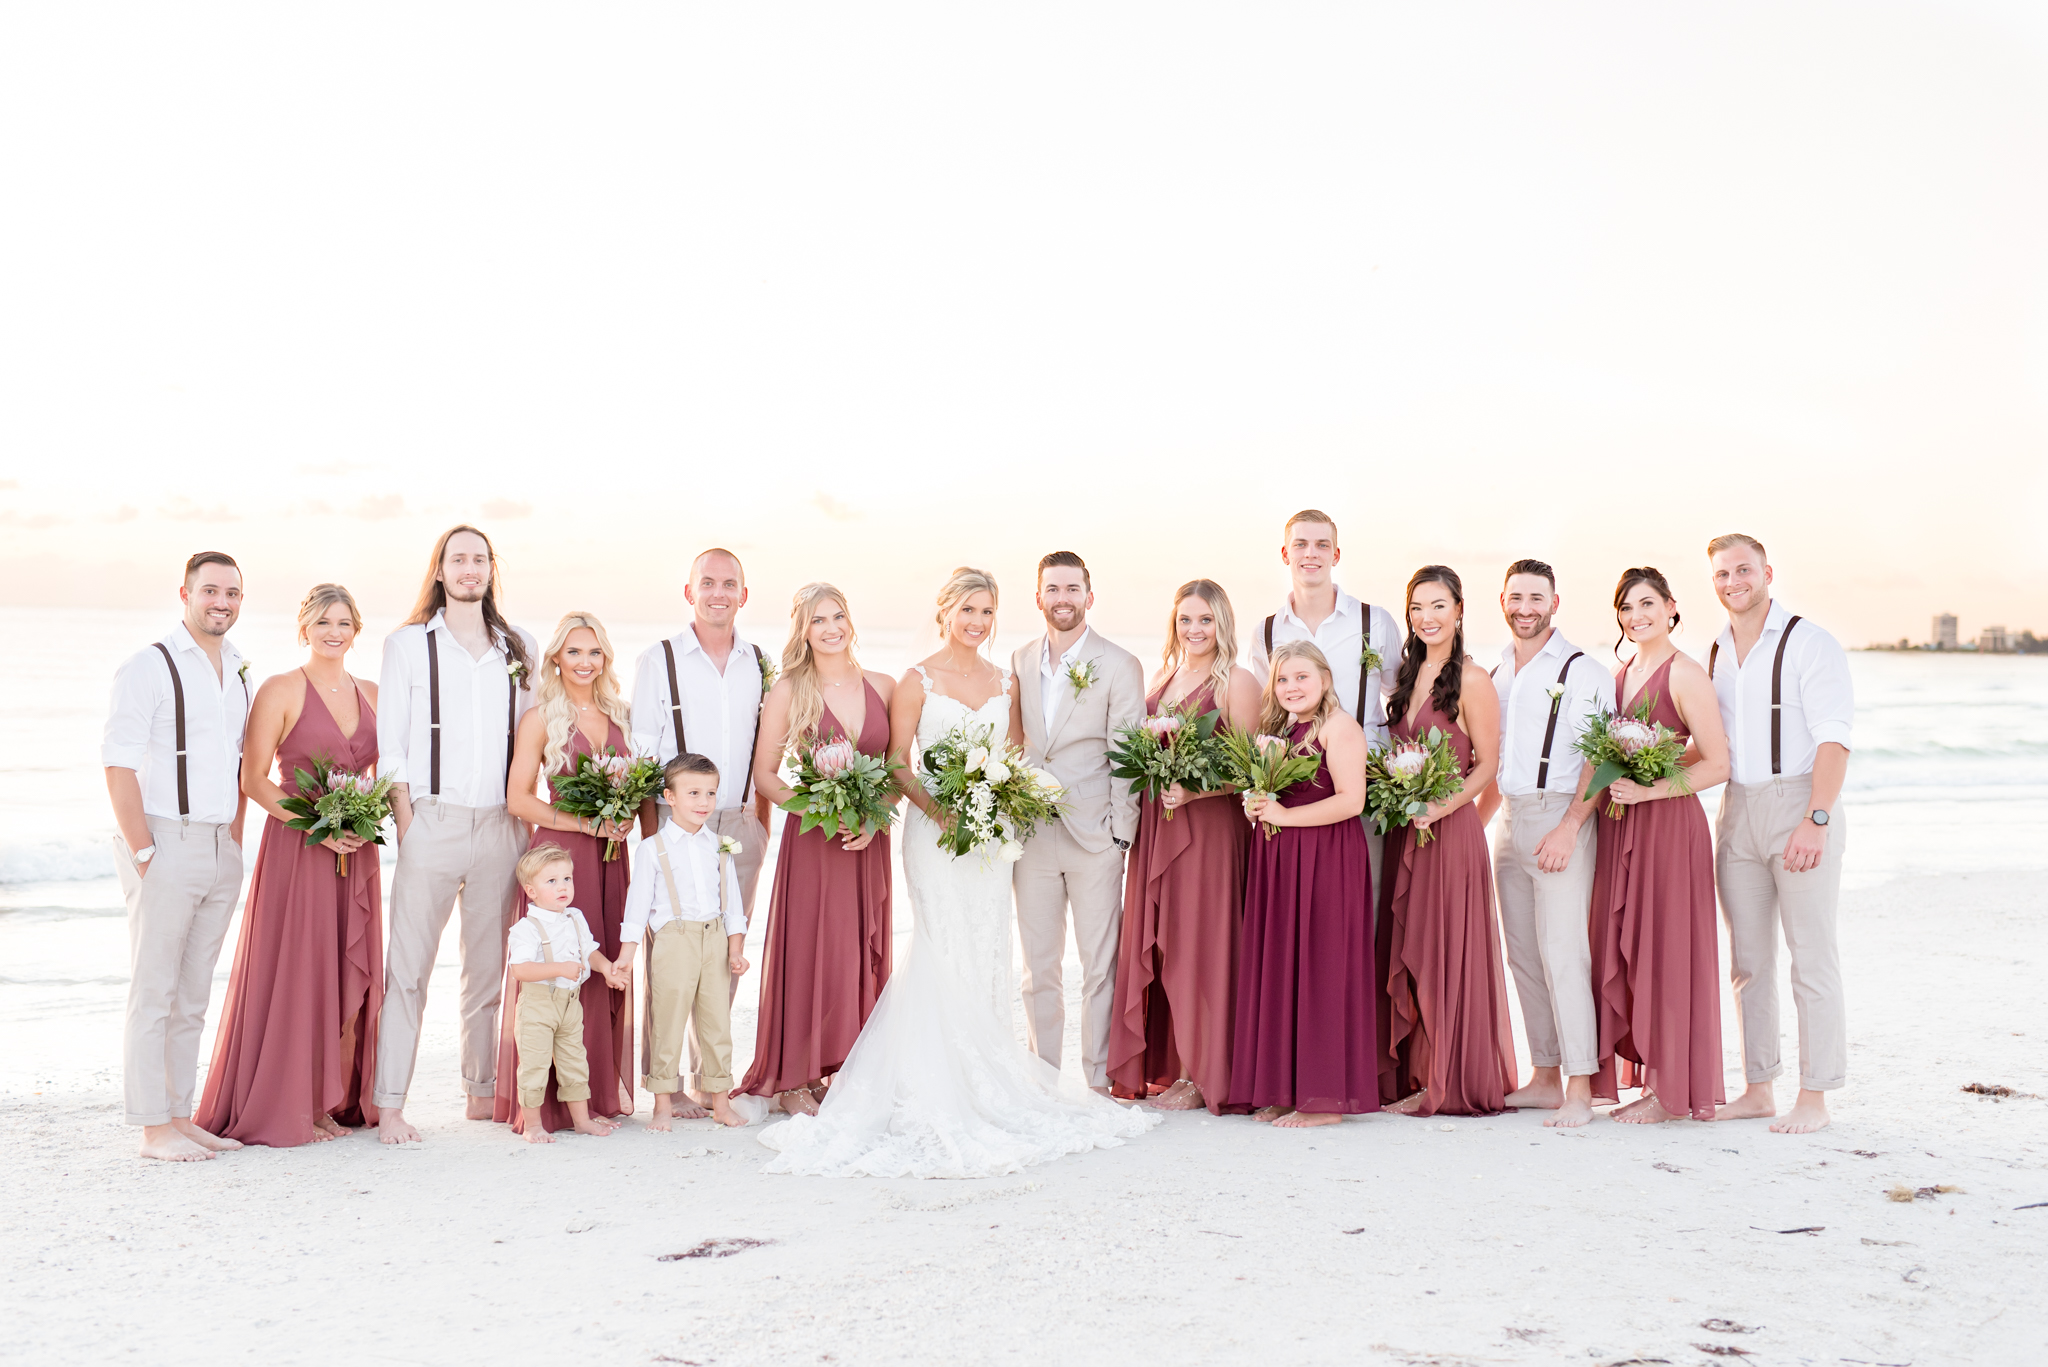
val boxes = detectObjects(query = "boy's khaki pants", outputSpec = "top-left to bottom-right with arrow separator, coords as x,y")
644,919 -> 734,1095
515,981 -> 590,1108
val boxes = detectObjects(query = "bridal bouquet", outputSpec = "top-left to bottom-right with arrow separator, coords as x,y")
1218,729 -> 1323,840
551,748 -> 665,860
1573,697 -> 1691,819
281,756 -> 395,876
1365,729 -> 1466,847
781,737 -> 898,840
919,722 -> 1065,860
1106,703 -> 1229,820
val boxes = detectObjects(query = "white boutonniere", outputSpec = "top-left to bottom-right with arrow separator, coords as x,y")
237,659 -> 251,683
1545,683 -> 1565,702
1359,646 -> 1384,674
717,835 -> 743,856
758,651 -> 778,696
1065,660 -> 1097,697
507,659 -> 527,686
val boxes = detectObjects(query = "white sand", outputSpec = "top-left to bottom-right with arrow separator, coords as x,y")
5,867 -> 2045,1367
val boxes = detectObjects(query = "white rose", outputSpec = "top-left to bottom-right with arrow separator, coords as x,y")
983,758 -> 1011,785
964,745 -> 989,775
998,840 -> 1025,863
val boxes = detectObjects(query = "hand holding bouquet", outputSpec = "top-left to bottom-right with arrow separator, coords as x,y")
782,737 -> 898,841
281,755 -> 396,876
919,722 -> 1065,860
1573,697 -> 1692,819
1107,703 -> 1228,820
550,748 -> 665,860
1219,729 -> 1323,839
1365,729 -> 1466,847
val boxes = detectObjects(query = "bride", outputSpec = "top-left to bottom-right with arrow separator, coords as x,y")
757,567 -> 1158,1177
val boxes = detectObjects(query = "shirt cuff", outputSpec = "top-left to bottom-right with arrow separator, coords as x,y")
379,756 -> 408,785
101,744 -> 147,770
1809,722 -> 1852,750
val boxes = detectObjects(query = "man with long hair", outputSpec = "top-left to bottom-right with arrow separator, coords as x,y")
372,525 -> 538,1144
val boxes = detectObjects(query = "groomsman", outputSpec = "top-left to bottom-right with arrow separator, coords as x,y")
1011,552 -> 1145,1094
373,526 -> 538,1145
1475,560 -> 1607,1128
102,552 -> 251,1162
1246,510 -> 1402,900
1703,534 -> 1853,1135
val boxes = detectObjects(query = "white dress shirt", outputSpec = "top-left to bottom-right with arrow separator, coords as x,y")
1492,630 -> 1609,797
375,613 -> 538,807
1245,584 -> 1402,744
629,627 -> 764,811
1039,627 -> 1093,724
1710,600 -> 1854,786
621,819 -> 748,942
506,906 -> 599,990
102,624 -> 251,825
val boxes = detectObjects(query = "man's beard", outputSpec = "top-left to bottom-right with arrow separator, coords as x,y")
444,583 -> 487,605
1507,613 -> 1552,641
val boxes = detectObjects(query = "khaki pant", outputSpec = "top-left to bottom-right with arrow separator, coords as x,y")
1716,776 -> 1848,1092
515,981 -> 589,1108
114,818 -> 244,1126
665,805 -> 763,1079
1495,793 -> 1599,1076
644,919 -> 735,1094
1013,824 -> 1126,1087
374,800 -> 527,1109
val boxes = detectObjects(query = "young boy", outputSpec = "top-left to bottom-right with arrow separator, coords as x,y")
507,844 -> 623,1144
616,753 -> 750,1129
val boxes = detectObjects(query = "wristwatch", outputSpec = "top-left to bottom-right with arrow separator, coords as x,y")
1808,809 -> 1830,827
1112,837 -> 1130,851
132,844 -> 156,867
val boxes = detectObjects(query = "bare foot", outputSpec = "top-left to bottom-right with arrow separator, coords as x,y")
139,1125 -> 215,1162
1714,1081 -> 1777,1122
1770,1089 -> 1831,1134
1251,1105 -> 1289,1124
571,1115 -> 616,1137
1386,1091 -> 1427,1116
779,1089 -> 820,1117
648,1096 -> 676,1133
1149,1079 -> 1205,1112
522,1126 -> 556,1145
706,1093 -> 747,1128
465,1095 -> 495,1121
313,1114 -> 351,1140
171,1117 -> 243,1152
1544,1094 -> 1595,1128
1611,1093 -> 1679,1124
1275,1110 -> 1341,1128
1504,1066 -> 1564,1110
378,1109 -> 423,1145
669,1097 -> 710,1120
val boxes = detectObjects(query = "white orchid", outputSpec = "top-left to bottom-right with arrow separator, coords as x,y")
237,659 -> 252,683
1065,660 -> 1098,696
963,745 -> 989,775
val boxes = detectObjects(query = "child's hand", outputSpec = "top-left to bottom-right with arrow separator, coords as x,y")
728,953 -> 750,976
605,965 -> 630,991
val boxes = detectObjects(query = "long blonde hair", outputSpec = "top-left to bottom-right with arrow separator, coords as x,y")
934,566 -> 999,643
1258,640 -> 1340,746
1158,579 -> 1237,708
536,611 -> 631,774
781,582 -> 860,751
296,583 -> 363,646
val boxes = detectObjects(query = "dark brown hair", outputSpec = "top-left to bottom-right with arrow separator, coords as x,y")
183,551 -> 240,585
1037,551 -> 1090,589
406,525 -> 531,676
1386,566 -> 1467,729
1504,558 -> 1555,589
1613,566 -> 1680,657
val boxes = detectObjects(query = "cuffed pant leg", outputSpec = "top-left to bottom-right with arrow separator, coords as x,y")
551,994 -> 591,1104
686,923 -> 735,1094
515,988 -> 556,1109
644,922 -> 692,1094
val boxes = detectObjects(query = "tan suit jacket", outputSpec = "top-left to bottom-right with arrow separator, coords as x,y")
1012,630 -> 1146,853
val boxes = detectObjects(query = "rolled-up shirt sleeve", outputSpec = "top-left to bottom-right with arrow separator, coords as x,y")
1803,634 -> 1855,751
720,855 -> 747,937
101,652 -> 157,772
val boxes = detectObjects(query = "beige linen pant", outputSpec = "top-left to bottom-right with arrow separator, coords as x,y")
1494,793 -> 1599,1076
644,919 -> 736,1094
374,800 -> 527,1108
1013,824 -> 1126,1087
1716,776 -> 1848,1092
669,806 -> 764,1080
515,981 -> 589,1107
114,818 -> 244,1126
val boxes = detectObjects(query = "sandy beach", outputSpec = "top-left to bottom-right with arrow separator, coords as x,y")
5,865 -> 2042,1367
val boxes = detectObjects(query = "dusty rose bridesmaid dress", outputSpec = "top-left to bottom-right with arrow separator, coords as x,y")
1588,654 -> 1725,1119
1375,697 -> 1516,1116
492,720 -> 635,1134
1106,680 -> 1248,1113
196,676 -> 383,1146
737,681 -> 893,1097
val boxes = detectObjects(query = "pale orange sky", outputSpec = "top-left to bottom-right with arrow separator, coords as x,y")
2,4 -> 2044,655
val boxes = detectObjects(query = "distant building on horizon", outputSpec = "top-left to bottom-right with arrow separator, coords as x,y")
1934,613 -> 1958,649
1979,625 -> 2011,653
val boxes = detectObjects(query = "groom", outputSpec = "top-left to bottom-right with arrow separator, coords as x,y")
1011,552 -> 1145,1095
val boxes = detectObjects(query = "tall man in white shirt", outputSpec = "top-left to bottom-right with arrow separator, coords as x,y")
1246,510 -> 1402,902
1474,559 -> 1608,1127
102,552 -> 252,1162
373,526 -> 539,1145
1703,534 -> 1854,1135
1011,551 -> 1146,1094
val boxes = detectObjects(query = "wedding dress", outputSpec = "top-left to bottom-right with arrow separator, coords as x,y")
758,667 -> 1158,1177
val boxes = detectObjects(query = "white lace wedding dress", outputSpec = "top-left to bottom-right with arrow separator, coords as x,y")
757,667 -> 1158,1178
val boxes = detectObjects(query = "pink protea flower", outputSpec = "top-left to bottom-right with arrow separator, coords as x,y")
599,754 -> 632,780
1611,718 -> 1658,757
813,739 -> 856,779
1389,741 -> 1430,778
1143,715 -> 1182,741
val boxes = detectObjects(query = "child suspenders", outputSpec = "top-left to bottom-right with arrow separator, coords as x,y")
1708,615 -> 1802,775
643,837 -> 733,1078
1264,601 -> 1372,727
152,641 -> 250,822
661,637 -> 765,801
424,628 -> 519,799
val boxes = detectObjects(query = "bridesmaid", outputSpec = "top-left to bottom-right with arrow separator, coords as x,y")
1589,567 -> 1731,1123
737,584 -> 898,1116
196,585 -> 383,1146
1107,579 -> 1258,1114
1376,565 -> 1516,1118
1227,640 -> 1377,1128
493,612 -> 636,1135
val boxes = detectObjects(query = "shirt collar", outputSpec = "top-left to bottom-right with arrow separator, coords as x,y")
1714,599 -> 1791,650
1279,584 -> 1361,630
166,621 -> 240,664
1044,627 -> 1092,669
678,625 -> 750,659
528,904 -> 573,920
424,610 -> 508,658
663,819 -> 716,849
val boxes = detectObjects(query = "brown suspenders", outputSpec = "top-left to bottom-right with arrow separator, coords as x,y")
1535,651 -> 1585,791
426,627 -> 520,800
662,636 -> 765,803
153,643 -> 189,818
1708,615 -> 1802,775
1264,602 -> 1372,727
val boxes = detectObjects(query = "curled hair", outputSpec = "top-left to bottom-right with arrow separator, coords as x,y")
535,611 -> 631,775
406,525 -> 531,678
781,582 -> 860,751
514,842 -> 574,892
934,566 -> 999,640
1612,566 -> 1680,657
1257,640 -> 1340,747
296,583 -> 363,646
1160,580 -> 1239,710
1385,566 -> 1468,729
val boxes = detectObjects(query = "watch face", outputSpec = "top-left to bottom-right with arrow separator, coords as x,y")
1810,809 -> 1830,826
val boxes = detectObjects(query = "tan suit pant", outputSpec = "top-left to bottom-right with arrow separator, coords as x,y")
374,800 -> 527,1108
669,805 -> 764,1080
644,919 -> 736,1095
114,817 -> 244,1126
1495,793 -> 1599,1075
1716,776 -> 1848,1091
1013,824 -> 1126,1086
514,982 -> 589,1107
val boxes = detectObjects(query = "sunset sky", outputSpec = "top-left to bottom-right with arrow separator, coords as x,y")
2,4 -> 2044,658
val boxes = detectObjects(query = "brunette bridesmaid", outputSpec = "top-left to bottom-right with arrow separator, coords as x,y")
1376,566 -> 1516,1118
1107,580 -> 1259,1114
196,585 -> 383,1146
1588,567 -> 1731,1122
1227,640 -> 1377,1128
737,584 -> 898,1115
493,612 -> 636,1135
